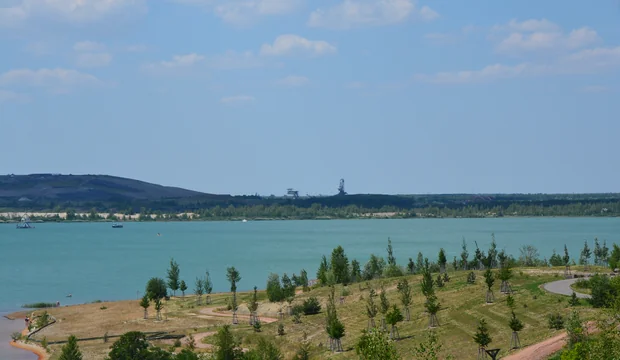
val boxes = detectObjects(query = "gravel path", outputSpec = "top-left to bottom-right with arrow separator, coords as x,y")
543,278 -> 591,299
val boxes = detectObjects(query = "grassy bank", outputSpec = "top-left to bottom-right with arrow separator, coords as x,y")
9,267 -> 604,360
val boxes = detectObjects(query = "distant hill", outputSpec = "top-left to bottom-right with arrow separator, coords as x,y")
1,173 -> 619,215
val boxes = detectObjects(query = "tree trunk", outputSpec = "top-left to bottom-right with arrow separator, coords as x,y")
143,309 -> 147,319
367,318 -> 375,330
511,331 -> 521,349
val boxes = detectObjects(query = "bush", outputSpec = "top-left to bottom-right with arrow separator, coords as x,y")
253,320 -> 262,333
173,338 -> 182,347
11,332 -> 22,341
21,302 -> 56,309
277,323 -> 285,336
548,312 -> 565,330
589,274 -> 616,308
145,277 -> 167,300
36,311 -> 50,329
291,304 -> 304,316
467,272 -> 476,284
302,297 -> 321,315
573,278 -> 591,290
356,329 -> 399,360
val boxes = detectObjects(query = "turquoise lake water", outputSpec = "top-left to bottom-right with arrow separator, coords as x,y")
1,218 -> 619,313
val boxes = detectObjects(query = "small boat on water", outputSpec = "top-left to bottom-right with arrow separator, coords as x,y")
112,222 -> 124,228
16,216 -> 34,229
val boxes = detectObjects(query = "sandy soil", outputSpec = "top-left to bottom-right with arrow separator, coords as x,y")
198,307 -> 278,324
9,327 -> 49,360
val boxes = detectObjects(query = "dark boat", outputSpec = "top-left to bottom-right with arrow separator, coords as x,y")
16,216 -> 34,229
112,222 -> 123,228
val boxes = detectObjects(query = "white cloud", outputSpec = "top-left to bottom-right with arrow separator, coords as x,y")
277,75 -> 309,87
581,85 -> 611,93
0,68 -> 100,92
308,0 -> 437,29
418,6 -> 438,21
414,63 -> 536,84
492,19 -> 600,54
496,27 -> 599,53
220,95 -> 255,104
0,0 -> 145,26
72,41 -> 111,68
74,41 -> 106,52
260,34 -> 336,56
143,53 -> 206,72
493,18 -> 560,33
171,0 -> 301,25
414,46 -> 620,84
0,89 -> 30,103
76,53 -> 112,68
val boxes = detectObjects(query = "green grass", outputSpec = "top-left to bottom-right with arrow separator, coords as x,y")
159,268 -> 603,360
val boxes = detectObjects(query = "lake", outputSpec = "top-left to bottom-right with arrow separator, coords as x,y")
1,218 -> 619,313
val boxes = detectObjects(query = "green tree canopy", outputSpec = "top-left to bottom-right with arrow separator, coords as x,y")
167,258 -> 180,296
146,278 -> 167,300
58,335 -> 83,360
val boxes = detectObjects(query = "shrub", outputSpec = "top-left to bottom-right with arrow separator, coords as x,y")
589,274 -> 616,308
356,329 -> 399,360
253,320 -> 262,333
573,278 -> 591,290
302,297 -> 321,315
292,304 -> 304,316
467,272 -> 476,284
11,332 -> 21,341
173,338 -> 182,347
21,302 -> 56,309
36,311 -> 50,329
277,323 -> 285,336
568,292 -> 580,307
145,277 -> 167,300
548,312 -> 565,330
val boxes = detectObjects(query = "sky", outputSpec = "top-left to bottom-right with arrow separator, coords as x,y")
1,0 -> 619,196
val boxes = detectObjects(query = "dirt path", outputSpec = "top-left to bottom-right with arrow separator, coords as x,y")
504,321 -> 597,360
198,307 -> 279,324
502,332 -> 567,360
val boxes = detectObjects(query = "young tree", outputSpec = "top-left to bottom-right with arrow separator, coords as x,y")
266,273 -> 283,302
549,250 -> 563,267
386,305 -> 404,340
366,288 -> 378,329
167,258 -> 180,297
248,286 -> 259,325
194,277 -> 204,305
331,246 -> 350,285
474,242 -> 485,270
317,255 -> 329,285
386,238 -> 396,266
299,269 -> 310,292
407,258 -> 416,274
435,274 -> 444,288
498,262 -> 513,294
154,297 -> 163,321
452,256 -> 458,272
356,329 -> 399,360
601,240 -> 610,267
487,234 -> 498,269
509,311 -> 524,349
226,266 -> 241,320
424,295 -> 440,328
379,284 -> 390,331
325,286 -> 346,352
282,273 -> 296,299
421,260 -> 435,299
139,294 -> 150,319
351,260 -> 362,283
563,244 -> 571,267
609,244 -> 620,270
519,245 -> 540,267
484,268 -> 495,303
460,238 -> 469,270
179,280 -> 187,298
204,271 -> 213,304
416,252 -> 424,274
473,319 -> 492,359
397,278 -> 413,321
438,248 -> 447,273
106,331 -> 150,360
213,325 -> 244,360
580,240 -> 591,269
569,291 -> 580,307
497,250 -> 508,269
413,330 -> 443,360
594,238 -> 602,266
58,335 -> 83,360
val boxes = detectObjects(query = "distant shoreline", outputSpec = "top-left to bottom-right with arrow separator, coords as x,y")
1,213 -> 619,224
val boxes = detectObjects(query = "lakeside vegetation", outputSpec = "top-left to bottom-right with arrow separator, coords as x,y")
12,235 -> 620,360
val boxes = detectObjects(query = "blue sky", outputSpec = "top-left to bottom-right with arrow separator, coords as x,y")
1,0 -> 619,196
